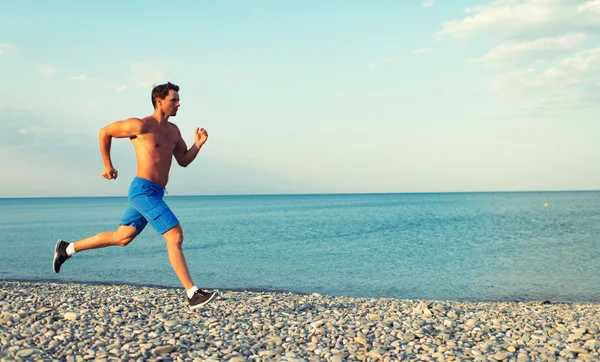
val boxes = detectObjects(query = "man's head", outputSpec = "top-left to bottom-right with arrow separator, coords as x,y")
152,82 -> 180,116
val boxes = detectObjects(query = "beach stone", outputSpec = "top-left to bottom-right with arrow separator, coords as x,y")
16,349 -> 39,358
311,320 -> 325,328
403,332 -> 416,341
299,303 -> 314,311
494,352 -> 511,360
64,312 -> 78,321
153,346 -> 176,354
367,314 -> 382,321
447,310 -> 459,319
355,333 -> 367,346
583,340 -> 597,349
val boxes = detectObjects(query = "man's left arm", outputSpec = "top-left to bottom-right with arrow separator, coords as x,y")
173,127 -> 209,167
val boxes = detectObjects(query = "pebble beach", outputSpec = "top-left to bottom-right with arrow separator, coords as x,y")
0,281 -> 598,361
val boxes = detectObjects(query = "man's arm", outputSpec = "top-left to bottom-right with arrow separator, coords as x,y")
99,118 -> 145,179
173,126 -> 209,168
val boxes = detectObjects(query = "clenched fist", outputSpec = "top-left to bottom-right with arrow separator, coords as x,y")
194,128 -> 208,148
102,165 -> 118,180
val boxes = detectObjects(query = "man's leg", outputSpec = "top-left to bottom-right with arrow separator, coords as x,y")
74,225 -> 138,251
163,224 -> 194,290
161,224 -> 218,310
53,205 -> 147,273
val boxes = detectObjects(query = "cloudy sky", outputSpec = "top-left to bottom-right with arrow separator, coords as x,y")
1,0 -> 599,197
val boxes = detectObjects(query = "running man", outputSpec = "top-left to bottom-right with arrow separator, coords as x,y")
52,82 -> 218,310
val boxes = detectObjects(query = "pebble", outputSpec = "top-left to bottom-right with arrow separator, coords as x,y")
64,312 -> 78,321
153,345 -> 176,354
0,281 -> 598,361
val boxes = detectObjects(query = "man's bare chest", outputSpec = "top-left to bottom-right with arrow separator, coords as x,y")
135,130 -> 178,152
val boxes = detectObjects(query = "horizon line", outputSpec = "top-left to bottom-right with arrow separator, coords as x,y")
1,188 -> 599,199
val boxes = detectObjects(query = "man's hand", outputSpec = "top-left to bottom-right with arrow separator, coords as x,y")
194,128 -> 208,148
102,165 -> 118,180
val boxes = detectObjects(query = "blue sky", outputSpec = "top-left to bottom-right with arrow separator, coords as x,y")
1,0 -> 599,197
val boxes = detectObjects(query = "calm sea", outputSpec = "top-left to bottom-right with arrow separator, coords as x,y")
1,192 -> 599,303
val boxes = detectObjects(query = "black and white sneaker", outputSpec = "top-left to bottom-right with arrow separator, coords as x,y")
188,289 -> 218,310
53,239 -> 70,273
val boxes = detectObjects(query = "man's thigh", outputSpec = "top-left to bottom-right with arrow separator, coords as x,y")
130,194 -> 180,235
119,205 -> 148,235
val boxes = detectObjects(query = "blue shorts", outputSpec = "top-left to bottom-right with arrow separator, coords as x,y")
119,177 -> 180,235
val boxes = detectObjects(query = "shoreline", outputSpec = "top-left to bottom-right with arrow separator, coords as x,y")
1,277 -> 598,306
1,280 -> 599,361
0,277 -> 312,297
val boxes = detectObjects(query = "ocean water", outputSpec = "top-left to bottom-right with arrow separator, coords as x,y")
0,192 -> 599,303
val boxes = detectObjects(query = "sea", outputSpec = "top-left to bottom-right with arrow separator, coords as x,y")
1,191 -> 599,303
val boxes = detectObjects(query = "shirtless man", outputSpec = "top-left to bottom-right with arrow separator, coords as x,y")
52,82 -> 218,310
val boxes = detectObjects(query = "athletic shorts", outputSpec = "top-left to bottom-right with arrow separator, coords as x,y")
119,176 -> 179,235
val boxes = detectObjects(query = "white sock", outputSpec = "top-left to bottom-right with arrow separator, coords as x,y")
66,243 -> 76,257
186,286 -> 199,299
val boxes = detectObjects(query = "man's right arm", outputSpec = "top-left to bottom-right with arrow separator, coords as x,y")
99,118 -> 145,179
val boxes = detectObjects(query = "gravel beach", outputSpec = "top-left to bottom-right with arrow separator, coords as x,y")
0,281 -> 598,361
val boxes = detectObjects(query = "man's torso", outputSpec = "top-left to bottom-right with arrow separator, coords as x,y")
130,116 -> 179,187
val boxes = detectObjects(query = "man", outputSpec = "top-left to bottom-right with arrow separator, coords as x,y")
52,82 -> 218,310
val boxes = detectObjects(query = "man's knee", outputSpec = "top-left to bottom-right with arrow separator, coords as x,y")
114,226 -> 138,247
163,225 -> 183,247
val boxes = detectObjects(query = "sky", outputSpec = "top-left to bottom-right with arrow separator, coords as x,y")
1,0 -> 599,197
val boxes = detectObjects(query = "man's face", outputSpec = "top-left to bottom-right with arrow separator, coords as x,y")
160,90 -> 180,116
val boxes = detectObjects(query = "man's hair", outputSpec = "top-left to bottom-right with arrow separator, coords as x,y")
151,82 -> 180,108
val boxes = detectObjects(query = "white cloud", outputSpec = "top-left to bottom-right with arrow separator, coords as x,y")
129,63 -> 169,89
65,64 -> 166,92
0,43 -> 12,55
37,65 -> 58,76
486,68 -> 544,93
102,80 -> 129,93
544,47 -> 600,82
100,63 -> 169,92
412,48 -> 430,55
473,33 -> 587,68
18,126 -> 57,135
253,8 -> 265,13
487,47 -> 600,111
439,1 -> 600,114
423,0 -> 436,7
578,0 -> 600,12
368,58 -> 399,71
70,75 -> 93,81
439,0 -> 600,39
